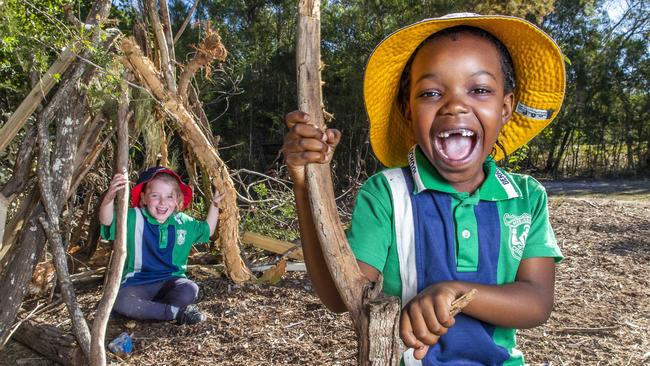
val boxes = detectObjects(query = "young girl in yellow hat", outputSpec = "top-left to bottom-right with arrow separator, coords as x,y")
284,13 -> 565,364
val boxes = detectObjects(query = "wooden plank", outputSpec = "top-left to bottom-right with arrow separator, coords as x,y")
251,262 -> 306,272
241,232 -> 304,261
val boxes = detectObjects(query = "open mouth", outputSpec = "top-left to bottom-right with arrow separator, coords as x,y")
434,128 -> 478,162
156,207 -> 169,215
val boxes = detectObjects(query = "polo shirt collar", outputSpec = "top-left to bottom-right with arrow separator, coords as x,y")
407,145 -> 521,200
140,207 -> 181,226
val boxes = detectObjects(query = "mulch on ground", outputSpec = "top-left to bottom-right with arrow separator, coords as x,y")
2,197 -> 649,365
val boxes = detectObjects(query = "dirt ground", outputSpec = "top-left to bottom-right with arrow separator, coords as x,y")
1,182 -> 649,365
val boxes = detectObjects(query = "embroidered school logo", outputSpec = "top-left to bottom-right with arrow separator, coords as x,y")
503,213 -> 531,260
177,229 -> 187,246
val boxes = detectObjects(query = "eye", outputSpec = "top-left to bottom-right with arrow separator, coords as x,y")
471,87 -> 493,95
418,90 -> 442,99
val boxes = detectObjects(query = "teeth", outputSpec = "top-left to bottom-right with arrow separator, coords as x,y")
438,129 -> 475,138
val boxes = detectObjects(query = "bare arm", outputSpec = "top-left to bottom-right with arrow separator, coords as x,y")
401,257 -> 556,359
99,173 -> 128,226
206,191 -> 225,236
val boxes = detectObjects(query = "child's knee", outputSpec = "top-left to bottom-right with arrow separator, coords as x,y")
174,280 -> 199,305
113,289 -> 141,316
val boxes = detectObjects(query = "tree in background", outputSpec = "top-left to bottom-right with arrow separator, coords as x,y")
523,0 -> 649,176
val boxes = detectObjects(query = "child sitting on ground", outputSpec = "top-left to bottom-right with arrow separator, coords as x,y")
284,13 -> 565,364
99,166 -> 224,325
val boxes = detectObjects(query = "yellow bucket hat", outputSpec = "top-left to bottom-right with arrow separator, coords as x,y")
364,13 -> 566,167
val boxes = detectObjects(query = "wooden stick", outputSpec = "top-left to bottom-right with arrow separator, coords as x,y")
241,232 -> 304,261
174,0 -> 201,43
296,2 -> 402,364
449,289 -> 478,316
89,80 -> 130,366
36,98 -> 90,359
552,326 -> 618,334
0,47 -> 76,153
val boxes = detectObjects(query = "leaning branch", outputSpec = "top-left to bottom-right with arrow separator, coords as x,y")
0,46 -> 77,153
36,108 -> 90,359
145,0 -> 177,92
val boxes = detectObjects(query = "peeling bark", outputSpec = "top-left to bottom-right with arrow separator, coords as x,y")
177,27 -> 228,99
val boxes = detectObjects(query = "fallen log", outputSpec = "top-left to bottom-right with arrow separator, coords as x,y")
12,319 -> 85,366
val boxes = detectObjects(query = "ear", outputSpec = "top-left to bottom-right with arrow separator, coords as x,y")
501,92 -> 515,127
139,192 -> 146,207
404,100 -> 413,126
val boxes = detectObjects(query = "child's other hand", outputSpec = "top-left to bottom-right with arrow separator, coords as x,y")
212,191 -> 225,208
105,173 -> 128,201
283,111 -> 341,186
400,282 -> 461,360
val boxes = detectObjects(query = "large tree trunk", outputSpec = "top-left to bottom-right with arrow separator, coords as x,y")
120,37 -> 254,284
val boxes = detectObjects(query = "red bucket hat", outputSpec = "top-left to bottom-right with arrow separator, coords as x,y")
130,166 -> 193,210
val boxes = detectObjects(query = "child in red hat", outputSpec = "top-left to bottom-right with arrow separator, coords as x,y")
99,166 -> 224,325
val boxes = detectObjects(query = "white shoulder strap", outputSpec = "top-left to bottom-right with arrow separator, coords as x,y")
382,169 -> 422,366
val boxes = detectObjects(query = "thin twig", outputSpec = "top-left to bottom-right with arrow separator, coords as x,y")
449,289 -> 478,316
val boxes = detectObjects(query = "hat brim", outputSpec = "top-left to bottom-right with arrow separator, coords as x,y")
130,168 -> 193,210
364,14 -> 566,167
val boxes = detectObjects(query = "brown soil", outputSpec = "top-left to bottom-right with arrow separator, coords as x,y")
2,196 -> 649,365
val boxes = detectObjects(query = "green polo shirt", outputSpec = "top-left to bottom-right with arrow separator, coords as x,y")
347,146 -> 563,299
101,208 -> 210,285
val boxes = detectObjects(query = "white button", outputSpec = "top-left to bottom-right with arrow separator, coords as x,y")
461,230 -> 471,239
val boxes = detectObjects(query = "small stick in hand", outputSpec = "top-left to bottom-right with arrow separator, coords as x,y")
449,288 -> 478,316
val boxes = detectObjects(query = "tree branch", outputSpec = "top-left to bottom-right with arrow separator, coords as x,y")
174,0 -> 201,43
146,0 -> 177,92
177,26 -> 227,100
36,106 -> 90,359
